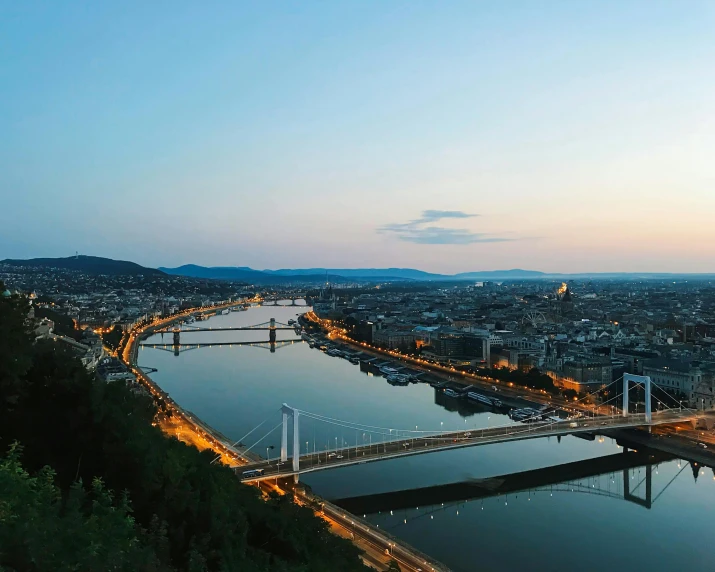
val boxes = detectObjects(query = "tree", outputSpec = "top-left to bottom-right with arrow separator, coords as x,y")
387,559 -> 402,571
0,293 -> 368,571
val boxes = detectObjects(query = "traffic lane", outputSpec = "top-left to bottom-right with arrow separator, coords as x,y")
241,416 -> 663,480
317,501 -> 426,572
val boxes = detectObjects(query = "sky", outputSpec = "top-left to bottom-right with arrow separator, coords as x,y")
2,1 -> 715,274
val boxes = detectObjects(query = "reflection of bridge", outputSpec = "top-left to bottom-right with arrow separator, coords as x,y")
333,448 -> 676,515
331,452 -> 706,533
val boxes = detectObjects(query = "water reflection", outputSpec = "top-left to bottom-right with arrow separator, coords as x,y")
140,306 -> 715,572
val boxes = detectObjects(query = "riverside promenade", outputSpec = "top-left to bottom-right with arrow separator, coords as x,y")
120,302 -> 450,572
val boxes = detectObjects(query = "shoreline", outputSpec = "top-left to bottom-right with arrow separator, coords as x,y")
120,302 -> 451,572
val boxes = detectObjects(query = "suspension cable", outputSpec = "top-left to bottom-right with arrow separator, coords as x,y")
211,408 -> 280,464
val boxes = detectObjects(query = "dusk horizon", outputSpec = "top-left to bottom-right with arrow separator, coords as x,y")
3,1 -> 715,274
3,3 -> 715,567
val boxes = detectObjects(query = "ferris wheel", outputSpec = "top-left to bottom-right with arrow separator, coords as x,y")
522,310 -> 546,328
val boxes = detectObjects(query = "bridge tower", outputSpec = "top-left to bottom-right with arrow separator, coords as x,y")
622,374 -> 652,423
280,404 -> 300,472
269,317 -> 277,345
172,327 -> 180,346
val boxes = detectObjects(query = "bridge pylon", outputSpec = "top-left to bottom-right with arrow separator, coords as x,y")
623,374 -> 652,423
281,404 -> 300,472
269,318 -> 276,345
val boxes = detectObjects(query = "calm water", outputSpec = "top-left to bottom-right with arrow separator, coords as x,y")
140,305 -> 715,572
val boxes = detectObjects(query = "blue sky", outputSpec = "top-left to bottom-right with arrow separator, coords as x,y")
2,1 -> 714,272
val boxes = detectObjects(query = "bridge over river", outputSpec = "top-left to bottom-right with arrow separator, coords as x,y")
238,406 -> 699,483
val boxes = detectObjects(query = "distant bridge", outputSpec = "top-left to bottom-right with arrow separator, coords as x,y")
260,295 -> 308,306
143,318 -> 302,355
141,340 -> 303,355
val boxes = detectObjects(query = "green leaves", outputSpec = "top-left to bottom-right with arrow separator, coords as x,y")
0,297 -> 368,571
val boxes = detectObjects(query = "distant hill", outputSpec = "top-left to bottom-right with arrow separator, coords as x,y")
160,265 -> 552,282
159,264 -> 339,284
2,256 -> 166,276
454,269 -> 546,279
264,267 -> 445,280
159,264 -> 715,283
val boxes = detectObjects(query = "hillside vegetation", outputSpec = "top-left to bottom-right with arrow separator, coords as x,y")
2,255 -> 165,276
0,285 -> 365,571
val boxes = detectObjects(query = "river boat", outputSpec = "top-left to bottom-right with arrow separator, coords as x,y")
386,374 -> 410,386
379,366 -> 399,376
443,388 -> 460,398
467,391 -> 492,406
288,319 -> 296,325
348,356 -> 360,364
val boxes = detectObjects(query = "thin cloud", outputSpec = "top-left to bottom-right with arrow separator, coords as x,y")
420,210 -> 477,222
378,210 -> 512,245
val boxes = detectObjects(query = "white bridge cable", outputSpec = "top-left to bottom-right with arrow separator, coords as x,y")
299,411 -> 439,439
239,421 -> 284,457
298,399 -> 639,441
297,409 -> 637,453
295,372 -> 680,445
296,408 -> 446,435
645,378 -> 697,411
211,408 -> 281,464
628,381 -> 692,413
299,401 -> 574,436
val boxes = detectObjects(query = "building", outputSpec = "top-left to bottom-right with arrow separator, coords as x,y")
559,355 -> 613,390
641,358 -> 715,408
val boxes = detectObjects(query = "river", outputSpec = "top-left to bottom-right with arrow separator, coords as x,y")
139,304 -> 714,572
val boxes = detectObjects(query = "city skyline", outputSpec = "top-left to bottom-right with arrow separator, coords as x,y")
3,1 -> 715,273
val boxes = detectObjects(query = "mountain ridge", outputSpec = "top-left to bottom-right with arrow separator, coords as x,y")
1,256 -> 165,276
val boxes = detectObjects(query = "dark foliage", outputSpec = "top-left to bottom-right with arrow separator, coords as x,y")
0,293 -> 366,571
2,255 -> 165,276
33,305 -> 84,341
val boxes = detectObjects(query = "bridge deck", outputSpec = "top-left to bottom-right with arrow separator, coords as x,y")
240,411 -> 695,482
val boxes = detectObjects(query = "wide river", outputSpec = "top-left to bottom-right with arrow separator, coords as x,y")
140,304 -> 714,572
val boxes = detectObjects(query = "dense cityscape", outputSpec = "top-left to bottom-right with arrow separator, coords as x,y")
5,260 -> 715,414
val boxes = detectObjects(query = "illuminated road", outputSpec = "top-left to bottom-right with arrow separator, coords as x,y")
122,302 -> 447,571
239,410 -> 695,482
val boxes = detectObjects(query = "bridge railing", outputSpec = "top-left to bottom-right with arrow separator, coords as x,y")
296,411 -> 688,458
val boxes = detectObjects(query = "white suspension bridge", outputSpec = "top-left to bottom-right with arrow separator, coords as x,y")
234,374 -> 708,483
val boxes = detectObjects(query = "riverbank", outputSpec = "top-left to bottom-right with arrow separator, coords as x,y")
122,302 -> 450,572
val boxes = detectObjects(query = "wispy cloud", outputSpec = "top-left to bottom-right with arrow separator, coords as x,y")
379,210 -> 512,245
